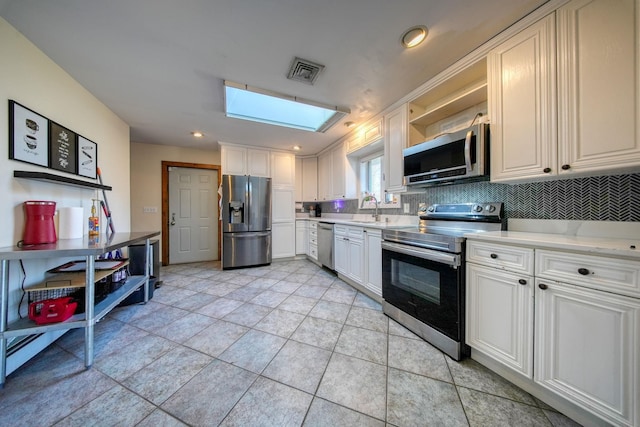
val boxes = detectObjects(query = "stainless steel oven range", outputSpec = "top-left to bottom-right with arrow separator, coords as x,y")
382,202 -> 504,360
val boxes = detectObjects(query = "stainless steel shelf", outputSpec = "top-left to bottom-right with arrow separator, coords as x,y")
0,231 -> 160,387
3,275 -> 147,338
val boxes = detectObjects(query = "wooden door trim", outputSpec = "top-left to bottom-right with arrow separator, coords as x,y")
162,161 -> 221,266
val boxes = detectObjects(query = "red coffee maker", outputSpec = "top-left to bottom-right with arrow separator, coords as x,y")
23,201 -> 57,245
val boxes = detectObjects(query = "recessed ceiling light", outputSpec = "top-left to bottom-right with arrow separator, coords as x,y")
191,131 -> 204,138
401,25 -> 428,48
293,145 -> 301,151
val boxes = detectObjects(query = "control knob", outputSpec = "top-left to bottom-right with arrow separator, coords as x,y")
427,206 -> 435,212
473,205 -> 483,213
484,204 -> 496,213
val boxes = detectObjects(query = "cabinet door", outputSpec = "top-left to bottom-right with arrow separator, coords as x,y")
221,146 -> 247,175
247,148 -> 270,177
489,14 -> 557,182
295,157 -> 303,201
535,279 -> 640,426
271,151 -> 295,187
295,220 -> 308,255
302,157 -> 318,201
384,104 -> 407,192
466,263 -> 534,378
318,152 -> 331,201
331,142 -> 346,199
272,189 -> 294,222
348,237 -> 364,285
334,235 -> 349,275
272,222 -> 296,258
364,229 -> 382,297
557,0 -> 640,175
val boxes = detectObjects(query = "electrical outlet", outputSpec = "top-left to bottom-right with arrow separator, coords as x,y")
143,206 -> 158,213
403,203 -> 410,214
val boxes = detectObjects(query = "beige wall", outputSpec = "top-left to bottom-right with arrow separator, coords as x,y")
0,17 -> 130,321
129,141 -> 221,260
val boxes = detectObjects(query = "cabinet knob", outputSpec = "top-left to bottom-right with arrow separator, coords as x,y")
538,283 -> 548,290
518,279 -> 527,285
490,253 -> 498,259
561,164 -> 571,170
578,268 -> 590,275
543,167 -> 552,173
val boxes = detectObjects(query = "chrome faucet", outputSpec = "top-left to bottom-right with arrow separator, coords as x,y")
361,194 -> 379,222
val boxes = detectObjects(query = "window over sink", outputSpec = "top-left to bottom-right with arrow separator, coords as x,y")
359,151 -> 400,209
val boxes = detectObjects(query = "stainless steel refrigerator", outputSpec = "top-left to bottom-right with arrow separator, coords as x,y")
221,174 -> 272,269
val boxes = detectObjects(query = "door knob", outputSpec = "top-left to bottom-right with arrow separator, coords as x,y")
170,213 -> 176,226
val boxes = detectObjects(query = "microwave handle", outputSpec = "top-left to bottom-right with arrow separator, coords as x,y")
464,130 -> 473,172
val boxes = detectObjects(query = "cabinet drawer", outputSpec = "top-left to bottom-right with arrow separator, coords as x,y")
347,226 -> 364,240
309,236 -> 318,246
309,222 -> 318,230
309,244 -> 318,260
334,224 -> 348,236
536,250 -> 640,298
309,230 -> 317,238
467,240 -> 534,274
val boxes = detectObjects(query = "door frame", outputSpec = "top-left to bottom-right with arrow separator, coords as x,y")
161,161 -> 222,266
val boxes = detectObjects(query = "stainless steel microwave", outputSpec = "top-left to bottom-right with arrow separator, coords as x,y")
403,123 -> 489,186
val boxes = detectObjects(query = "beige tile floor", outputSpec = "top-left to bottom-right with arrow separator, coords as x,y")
0,259 -> 582,426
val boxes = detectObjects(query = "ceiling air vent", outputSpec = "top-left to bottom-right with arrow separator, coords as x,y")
287,57 -> 324,85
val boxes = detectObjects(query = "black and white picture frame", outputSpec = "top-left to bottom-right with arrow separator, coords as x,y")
49,121 -> 78,174
77,135 -> 97,179
9,100 -> 50,167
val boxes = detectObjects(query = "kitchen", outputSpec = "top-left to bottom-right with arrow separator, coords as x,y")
0,0 -> 639,426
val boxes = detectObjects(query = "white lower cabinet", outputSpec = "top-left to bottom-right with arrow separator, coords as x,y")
271,222 -> 295,259
466,263 -> 533,378
535,278 -> 640,427
295,220 -> 308,255
466,238 -> 640,427
334,225 -> 364,285
364,228 -> 382,297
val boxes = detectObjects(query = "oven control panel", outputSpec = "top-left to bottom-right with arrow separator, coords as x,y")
419,202 -> 503,221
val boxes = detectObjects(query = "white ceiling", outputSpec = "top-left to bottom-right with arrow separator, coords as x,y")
0,0 -> 547,155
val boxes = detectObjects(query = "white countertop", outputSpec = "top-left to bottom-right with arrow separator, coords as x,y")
465,229 -> 640,260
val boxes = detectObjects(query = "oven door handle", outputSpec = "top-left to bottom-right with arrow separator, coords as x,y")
382,241 -> 460,268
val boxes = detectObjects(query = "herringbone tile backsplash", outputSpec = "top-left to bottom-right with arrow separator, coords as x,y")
315,173 -> 640,221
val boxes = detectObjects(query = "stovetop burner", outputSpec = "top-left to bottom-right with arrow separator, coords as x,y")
382,203 -> 505,253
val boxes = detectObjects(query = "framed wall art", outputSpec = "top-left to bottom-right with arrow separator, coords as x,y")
9,100 -> 50,167
77,135 -> 97,179
49,121 -> 78,174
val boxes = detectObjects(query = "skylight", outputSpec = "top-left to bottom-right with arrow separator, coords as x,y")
224,81 -> 349,133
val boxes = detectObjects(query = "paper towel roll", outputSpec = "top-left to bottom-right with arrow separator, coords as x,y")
58,207 -> 84,239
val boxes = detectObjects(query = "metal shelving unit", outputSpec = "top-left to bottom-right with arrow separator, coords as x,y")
0,231 -> 160,387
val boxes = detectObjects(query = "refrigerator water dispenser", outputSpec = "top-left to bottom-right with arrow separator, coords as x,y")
228,201 -> 244,224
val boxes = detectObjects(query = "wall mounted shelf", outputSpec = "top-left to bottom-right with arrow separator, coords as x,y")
14,170 -> 112,191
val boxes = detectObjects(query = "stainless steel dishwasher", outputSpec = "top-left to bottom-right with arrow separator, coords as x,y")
317,222 -> 334,269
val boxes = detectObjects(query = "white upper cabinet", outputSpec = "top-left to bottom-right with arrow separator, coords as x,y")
221,144 -> 271,177
221,145 -> 248,176
556,0 -> 640,175
301,157 -> 318,201
488,14 -> 557,182
270,151 -> 295,188
490,0 -> 640,182
247,148 -> 270,177
384,104 -> 408,193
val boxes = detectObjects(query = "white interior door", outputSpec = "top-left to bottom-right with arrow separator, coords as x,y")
169,167 -> 219,264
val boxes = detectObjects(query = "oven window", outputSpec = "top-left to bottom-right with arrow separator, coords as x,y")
382,246 -> 463,340
393,260 -> 440,305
